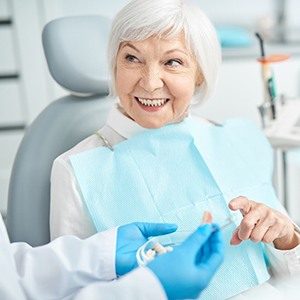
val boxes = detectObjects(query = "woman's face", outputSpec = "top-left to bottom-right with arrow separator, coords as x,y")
115,32 -> 203,129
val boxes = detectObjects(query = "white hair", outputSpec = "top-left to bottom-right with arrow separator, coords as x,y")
108,0 -> 221,105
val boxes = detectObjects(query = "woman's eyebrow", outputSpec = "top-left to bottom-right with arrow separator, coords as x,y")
165,49 -> 189,57
121,42 -> 140,53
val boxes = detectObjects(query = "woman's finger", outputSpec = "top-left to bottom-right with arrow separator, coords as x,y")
228,196 -> 253,215
230,226 -> 242,245
261,226 -> 278,244
249,223 -> 270,243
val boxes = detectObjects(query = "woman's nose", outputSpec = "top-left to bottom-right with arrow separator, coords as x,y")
139,66 -> 164,92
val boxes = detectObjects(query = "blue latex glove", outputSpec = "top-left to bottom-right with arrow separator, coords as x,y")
147,224 -> 224,300
116,222 -> 178,276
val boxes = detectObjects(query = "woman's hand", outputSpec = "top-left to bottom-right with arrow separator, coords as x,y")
228,196 -> 300,250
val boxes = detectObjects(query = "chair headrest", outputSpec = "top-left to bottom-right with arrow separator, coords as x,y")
42,15 -> 111,96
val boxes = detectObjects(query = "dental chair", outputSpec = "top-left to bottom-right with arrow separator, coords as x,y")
6,15 -> 114,246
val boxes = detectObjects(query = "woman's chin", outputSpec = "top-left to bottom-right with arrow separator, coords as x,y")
135,118 -> 168,129
135,115 -> 186,129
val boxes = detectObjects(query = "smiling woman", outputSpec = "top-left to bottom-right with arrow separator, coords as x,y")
108,0 -> 221,106
50,1 -> 300,299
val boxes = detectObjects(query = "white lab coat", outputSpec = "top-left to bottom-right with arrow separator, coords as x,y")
0,214 -> 166,300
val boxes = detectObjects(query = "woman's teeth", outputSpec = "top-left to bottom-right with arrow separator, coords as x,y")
136,97 -> 169,107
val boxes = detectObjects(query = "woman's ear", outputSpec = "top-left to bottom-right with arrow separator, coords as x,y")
195,72 -> 204,86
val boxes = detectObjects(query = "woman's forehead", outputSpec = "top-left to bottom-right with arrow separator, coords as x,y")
118,31 -> 191,54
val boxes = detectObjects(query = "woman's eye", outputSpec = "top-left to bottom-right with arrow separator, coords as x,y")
125,55 -> 139,63
165,59 -> 182,66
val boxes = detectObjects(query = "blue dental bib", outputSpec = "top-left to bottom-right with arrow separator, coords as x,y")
70,118 -> 281,299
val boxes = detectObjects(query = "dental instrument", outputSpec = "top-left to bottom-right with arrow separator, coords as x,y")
255,32 -> 276,120
212,213 -> 239,232
255,32 -> 289,125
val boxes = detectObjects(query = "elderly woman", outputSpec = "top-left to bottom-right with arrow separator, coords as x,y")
50,0 -> 300,299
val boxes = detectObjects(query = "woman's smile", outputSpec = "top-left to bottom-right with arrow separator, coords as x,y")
134,97 -> 170,112
135,97 -> 170,107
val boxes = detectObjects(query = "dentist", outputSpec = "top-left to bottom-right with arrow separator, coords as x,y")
0,214 -> 224,299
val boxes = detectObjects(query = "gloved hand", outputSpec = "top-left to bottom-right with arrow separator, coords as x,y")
147,224 -> 224,300
116,222 -> 178,276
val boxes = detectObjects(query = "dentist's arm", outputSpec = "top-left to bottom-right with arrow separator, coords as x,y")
9,222 -> 177,300
74,224 -> 225,300
10,228 -> 117,299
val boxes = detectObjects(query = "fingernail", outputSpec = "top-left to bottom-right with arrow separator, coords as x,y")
201,211 -> 212,224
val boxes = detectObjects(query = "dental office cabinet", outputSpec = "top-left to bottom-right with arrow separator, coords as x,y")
1,0 -> 300,225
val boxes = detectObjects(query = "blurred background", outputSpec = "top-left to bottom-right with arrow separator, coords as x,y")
1,0 -> 300,222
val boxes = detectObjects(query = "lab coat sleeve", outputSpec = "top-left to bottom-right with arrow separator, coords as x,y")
50,155 -> 97,240
74,267 -> 167,300
265,224 -> 300,277
10,227 -> 117,300
0,215 -> 27,300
